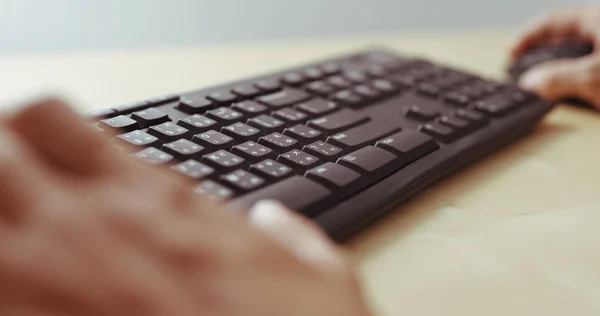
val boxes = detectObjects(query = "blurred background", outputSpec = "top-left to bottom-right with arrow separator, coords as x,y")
0,0 -> 580,55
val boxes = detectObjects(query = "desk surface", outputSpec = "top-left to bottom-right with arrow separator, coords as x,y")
2,29 -> 600,316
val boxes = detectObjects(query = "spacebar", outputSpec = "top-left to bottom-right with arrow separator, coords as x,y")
233,176 -> 332,216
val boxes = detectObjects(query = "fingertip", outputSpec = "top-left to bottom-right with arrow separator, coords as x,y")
518,67 -> 546,92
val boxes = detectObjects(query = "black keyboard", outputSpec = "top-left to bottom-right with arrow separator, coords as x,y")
90,49 -> 556,241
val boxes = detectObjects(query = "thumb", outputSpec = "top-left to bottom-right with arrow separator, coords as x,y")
519,57 -> 596,102
248,200 -> 349,272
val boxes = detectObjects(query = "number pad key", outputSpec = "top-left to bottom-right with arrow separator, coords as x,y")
202,150 -> 245,169
247,115 -> 285,132
194,180 -> 234,201
171,160 -> 214,180
116,130 -> 159,148
278,149 -> 320,170
206,107 -> 244,123
178,115 -> 218,132
221,170 -> 265,192
250,159 -> 293,179
273,108 -> 308,124
259,133 -> 298,151
221,122 -> 261,141
133,148 -> 174,165
303,141 -> 343,160
192,130 -> 235,149
231,141 -> 274,162
162,139 -> 205,160
148,122 -> 189,142
283,125 -> 322,143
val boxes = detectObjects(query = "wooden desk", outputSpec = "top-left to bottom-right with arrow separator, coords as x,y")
2,29 -> 600,316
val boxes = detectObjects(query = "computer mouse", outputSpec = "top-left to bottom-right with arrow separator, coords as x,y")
507,41 -> 595,109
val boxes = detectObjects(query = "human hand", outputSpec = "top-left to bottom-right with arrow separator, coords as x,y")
510,7 -> 600,108
0,99 -> 373,316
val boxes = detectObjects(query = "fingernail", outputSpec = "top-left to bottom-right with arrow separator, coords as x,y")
519,68 -> 546,91
248,200 -> 290,226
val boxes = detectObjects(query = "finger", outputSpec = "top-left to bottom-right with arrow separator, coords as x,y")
518,57 -> 598,105
248,200 -> 348,272
510,8 -> 587,59
0,123 -> 57,223
6,98 -> 129,176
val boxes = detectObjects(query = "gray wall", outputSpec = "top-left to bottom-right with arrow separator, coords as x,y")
0,0 -> 582,54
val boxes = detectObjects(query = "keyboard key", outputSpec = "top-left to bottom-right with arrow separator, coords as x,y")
221,170 -> 265,192
295,99 -> 339,116
419,123 -> 457,143
303,67 -> 324,80
207,91 -> 238,104
327,121 -> 401,150
162,139 -> 205,160
371,79 -> 397,94
259,133 -> 299,151
257,89 -> 311,107
343,70 -> 368,83
255,79 -> 282,92
305,163 -> 361,189
332,90 -> 363,107
250,159 -> 293,179
234,176 -> 331,216
283,125 -> 322,143
100,115 -> 138,132
327,76 -> 351,89
148,122 -> 190,142
171,160 -> 214,180
134,148 -> 174,165
474,100 -> 512,117
405,106 -> 440,121
444,92 -> 471,107
303,141 -> 343,160
439,116 -> 470,131
206,107 -> 244,123
231,141 -> 274,162
366,65 -> 386,77
247,115 -> 285,132
112,100 -> 150,114
273,108 -> 309,124
202,150 -> 245,169
232,85 -> 261,98
221,122 -> 261,141
390,74 -> 418,88
146,94 -> 180,106
320,62 -> 341,75
119,130 -> 160,147
354,85 -> 380,99
307,109 -> 370,134
282,72 -> 307,86
278,149 -> 320,170
88,108 -> 117,120
454,109 -> 489,128
177,115 -> 218,133
417,84 -> 441,97
194,180 -> 234,201
375,130 -> 439,162
337,146 -> 398,174
231,101 -> 268,115
192,130 -> 235,149
306,81 -> 336,96
176,97 -> 213,114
